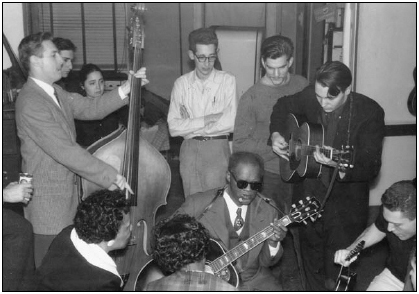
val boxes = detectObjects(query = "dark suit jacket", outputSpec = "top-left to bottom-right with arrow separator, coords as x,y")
35,226 -> 122,291
176,188 -> 283,282
270,85 -> 385,240
15,78 -> 127,235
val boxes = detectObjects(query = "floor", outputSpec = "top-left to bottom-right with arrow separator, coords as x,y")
154,140 -> 389,291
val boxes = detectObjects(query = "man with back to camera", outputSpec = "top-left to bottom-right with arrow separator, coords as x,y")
145,214 -> 237,291
167,27 -> 237,198
334,180 -> 416,291
269,61 -> 385,290
35,189 -> 132,291
15,32 -> 147,267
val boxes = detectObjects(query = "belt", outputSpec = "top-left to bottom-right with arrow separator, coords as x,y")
192,135 -> 229,141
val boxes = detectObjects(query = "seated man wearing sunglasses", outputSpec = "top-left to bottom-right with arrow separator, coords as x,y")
175,151 -> 287,291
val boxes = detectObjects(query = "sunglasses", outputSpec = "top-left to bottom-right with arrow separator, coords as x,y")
230,172 -> 263,192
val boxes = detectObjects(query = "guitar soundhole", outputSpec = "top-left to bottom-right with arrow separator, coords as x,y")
216,269 -> 231,282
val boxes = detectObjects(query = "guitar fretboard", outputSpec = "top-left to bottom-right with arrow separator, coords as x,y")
299,144 -> 334,158
210,216 -> 292,273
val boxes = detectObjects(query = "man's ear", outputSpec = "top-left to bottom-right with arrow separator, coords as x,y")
188,50 -> 195,61
344,86 -> 351,96
226,170 -> 231,183
287,57 -> 294,68
30,55 -> 41,68
107,240 -> 115,247
261,58 -> 266,69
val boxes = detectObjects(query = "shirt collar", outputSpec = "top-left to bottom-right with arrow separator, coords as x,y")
70,228 -> 123,286
223,189 -> 248,220
190,68 -> 217,85
30,77 -> 60,106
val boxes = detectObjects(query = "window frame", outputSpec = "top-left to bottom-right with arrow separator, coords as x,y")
25,3 -> 129,72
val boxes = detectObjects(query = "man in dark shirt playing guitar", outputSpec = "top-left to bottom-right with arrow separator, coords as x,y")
334,180 -> 416,291
270,61 -> 385,290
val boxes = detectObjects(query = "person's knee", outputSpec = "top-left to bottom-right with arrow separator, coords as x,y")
19,218 -> 34,242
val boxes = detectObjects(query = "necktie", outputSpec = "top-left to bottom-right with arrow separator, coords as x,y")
233,207 -> 244,231
53,89 -> 61,108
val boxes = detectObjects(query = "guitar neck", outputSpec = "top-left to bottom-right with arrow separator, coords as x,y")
345,240 -> 365,261
301,145 -> 335,158
209,215 -> 293,273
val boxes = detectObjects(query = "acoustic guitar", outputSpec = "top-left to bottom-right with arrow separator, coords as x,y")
136,196 -> 321,289
280,113 -> 354,182
334,240 -> 365,291
205,196 -> 321,287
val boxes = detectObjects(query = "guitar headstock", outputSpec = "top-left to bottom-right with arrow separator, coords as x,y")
288,197 -> 321,224
130,3 -> 146,50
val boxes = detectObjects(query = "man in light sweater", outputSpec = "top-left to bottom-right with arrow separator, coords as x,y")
233,35 -> 308,213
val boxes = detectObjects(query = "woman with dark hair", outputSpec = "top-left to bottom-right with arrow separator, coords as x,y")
74,63 -> 127,147
35,189 -> 131,291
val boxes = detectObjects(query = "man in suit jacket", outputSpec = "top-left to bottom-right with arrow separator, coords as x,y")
35,190 -> 131,291
176,151 -> 287,291
15,32 -> 147,267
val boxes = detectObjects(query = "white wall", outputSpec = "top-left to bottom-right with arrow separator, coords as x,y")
3,3 -> 25,69
356,3 -> 416,205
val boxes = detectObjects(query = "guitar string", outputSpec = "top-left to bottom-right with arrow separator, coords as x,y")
212,200 -> 317,272
211,225 -> 276,272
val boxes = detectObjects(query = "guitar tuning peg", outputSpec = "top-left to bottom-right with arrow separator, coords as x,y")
349,164 -> 354,168
292,204 -> 296,208
306,196 -> 310,200
299,200 -> 303,204
303,220 -> 307,225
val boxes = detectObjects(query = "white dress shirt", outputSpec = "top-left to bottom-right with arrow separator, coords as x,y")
31,77 -> 127,108
168,69 -> 237,139
222,189 -> 280,255
70,228 -> 123,287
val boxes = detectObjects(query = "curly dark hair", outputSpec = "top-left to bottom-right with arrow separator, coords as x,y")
151,214 -> 210,275
381,180 -> 416,220
74,189 -> 129,244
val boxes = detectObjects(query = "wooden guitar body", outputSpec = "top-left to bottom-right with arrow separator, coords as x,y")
135,197 -> 320,289
334,268 -> 357,291
280,113 -> 354,182
205,239 -> 240,288
334,240 -> 365,291
280,113 -> 324,181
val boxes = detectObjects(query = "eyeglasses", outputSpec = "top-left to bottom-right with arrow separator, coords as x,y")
230,172 -> 263,192
194,54 -> 217,63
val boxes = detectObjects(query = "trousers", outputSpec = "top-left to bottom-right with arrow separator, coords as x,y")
179,138 -> 230,197
2,208 -> 35,290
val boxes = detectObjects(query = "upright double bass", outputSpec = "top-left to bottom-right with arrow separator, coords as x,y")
79,4 -> 171,291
